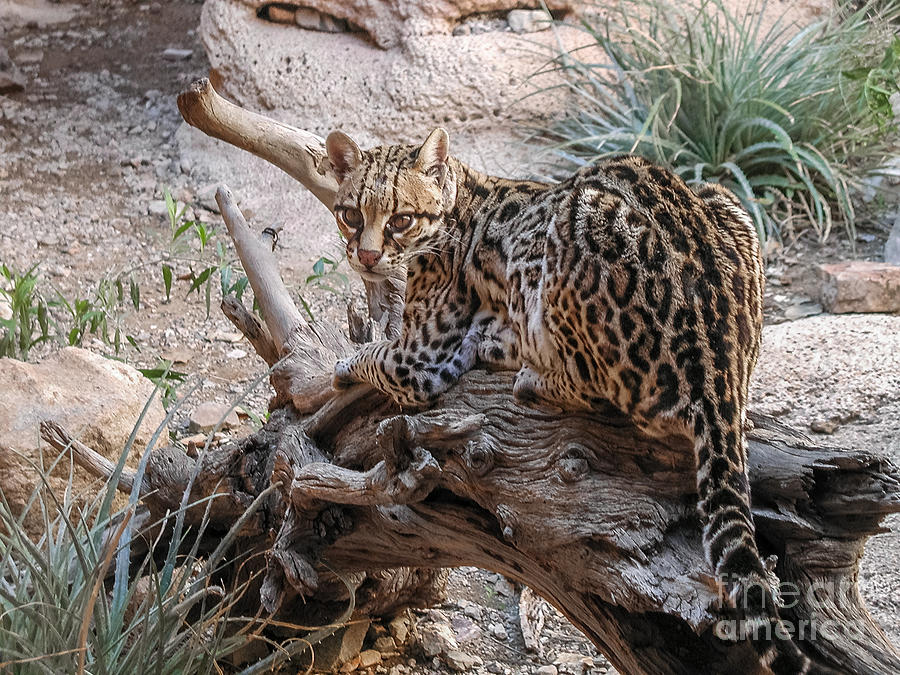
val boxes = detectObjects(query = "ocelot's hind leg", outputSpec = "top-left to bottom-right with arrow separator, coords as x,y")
512,364 -> 592,413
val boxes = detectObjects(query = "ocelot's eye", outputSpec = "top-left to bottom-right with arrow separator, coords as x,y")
388,214 -> 413,231
337,207 -> 363,229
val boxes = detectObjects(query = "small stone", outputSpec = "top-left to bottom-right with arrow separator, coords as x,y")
445,650 -> 482,672
161,48 -> 193,61
819,262 -> 900,314
358,650 -> 382,668
417,621 -> 458,657
488,622 -> 507,640
493,576 -> 515,597
266,4 -> 295,23
17,49 -> 43,65
0,46 -> 26,94
197,194 -> 219,213
339,655 -> 360,672
189,402 -> 240,433
374,636 -> 397,653
536,667 -> 558,675
210,330 -> 245,343
783,301 -> 822,321
162,347 -> 193,364
388,614 -> 410,644
316,619 -> 369,671
451,615 -> 482,643
486,662 -> 503,674
147,200 -> 169,217
507,9 -> 551,33
294,7 -> 322,29
226,348 -> 247,360
810,419 -> 838,435
181,433 -> 210,454
553,652 -> 594,672
294,7 -> 347,32
462,602 -> 482,620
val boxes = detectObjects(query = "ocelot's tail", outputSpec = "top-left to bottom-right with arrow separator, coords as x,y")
695,414 -> 834,675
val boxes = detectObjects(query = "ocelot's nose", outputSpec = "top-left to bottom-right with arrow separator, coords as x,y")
357,249 -> 382,268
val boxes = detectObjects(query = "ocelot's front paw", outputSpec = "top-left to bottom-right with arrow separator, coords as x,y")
332,359 -> 359,391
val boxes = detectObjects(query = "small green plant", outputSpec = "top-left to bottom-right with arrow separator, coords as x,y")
535,0 -> 900,243
0,263 -> 52,360
298,247 -> 351,323
306,254 -> 350,295
843,35 -> 900,129
53,274 -> 142,353
164,190 -> 250,318
136,360 -> 189,409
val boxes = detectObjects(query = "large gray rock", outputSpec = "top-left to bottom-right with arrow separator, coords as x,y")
751,313 -> 900,428
245,0 -> 574,50
200,0 -> 591,142
0,347 -> 168,538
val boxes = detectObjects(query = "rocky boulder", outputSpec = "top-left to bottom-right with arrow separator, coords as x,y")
819,261 -> 900,314
0,347 -> 168,538
199,0 -> 593,144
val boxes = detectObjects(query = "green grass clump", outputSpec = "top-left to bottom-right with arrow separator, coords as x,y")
536,0 -> 900,243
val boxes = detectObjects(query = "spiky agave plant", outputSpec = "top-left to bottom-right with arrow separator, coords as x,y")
534,0 -> 900,244
0,372 -> 345,674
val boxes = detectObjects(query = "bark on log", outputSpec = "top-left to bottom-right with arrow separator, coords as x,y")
86,79 -> 899,674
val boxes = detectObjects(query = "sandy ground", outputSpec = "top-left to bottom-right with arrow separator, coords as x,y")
1,0 -> 897,672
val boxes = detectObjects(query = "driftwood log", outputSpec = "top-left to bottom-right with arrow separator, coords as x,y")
47,79 -> 900,675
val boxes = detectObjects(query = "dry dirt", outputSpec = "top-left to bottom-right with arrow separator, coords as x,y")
1,1 -> 897,673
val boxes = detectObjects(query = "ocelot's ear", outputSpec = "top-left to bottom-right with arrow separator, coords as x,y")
325,131 -> 362,182
415,127 -> 449,184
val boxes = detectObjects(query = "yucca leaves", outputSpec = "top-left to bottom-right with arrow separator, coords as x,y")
535,0 -> 900,244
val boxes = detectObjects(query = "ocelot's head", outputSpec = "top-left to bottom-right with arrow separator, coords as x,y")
325,128 -> 456,281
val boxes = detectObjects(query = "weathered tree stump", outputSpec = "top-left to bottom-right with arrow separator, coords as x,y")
46,79 -> 900,675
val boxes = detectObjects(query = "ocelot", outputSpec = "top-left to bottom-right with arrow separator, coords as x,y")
326,127 -> 825,673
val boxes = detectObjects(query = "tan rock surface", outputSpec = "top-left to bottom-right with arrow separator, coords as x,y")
201,1 -> 591,140
819,261 -> 900,314
245,0 -> 574,49
0,347 -> 168,537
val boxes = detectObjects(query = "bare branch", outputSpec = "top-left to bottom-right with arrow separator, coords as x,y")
216,185 -> 304,352
40,420 -> 135,493
221,296 -> 279,366
177,79 -> 338,210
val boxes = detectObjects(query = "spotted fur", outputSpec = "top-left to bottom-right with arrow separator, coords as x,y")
327,128 -> 829,674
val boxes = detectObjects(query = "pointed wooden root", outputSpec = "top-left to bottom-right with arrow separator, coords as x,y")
214,185 -> 355,412
221,296 -> 279,367
519,587 -> 545,655
177,79 -> 338,209
216,185 -> 304,352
